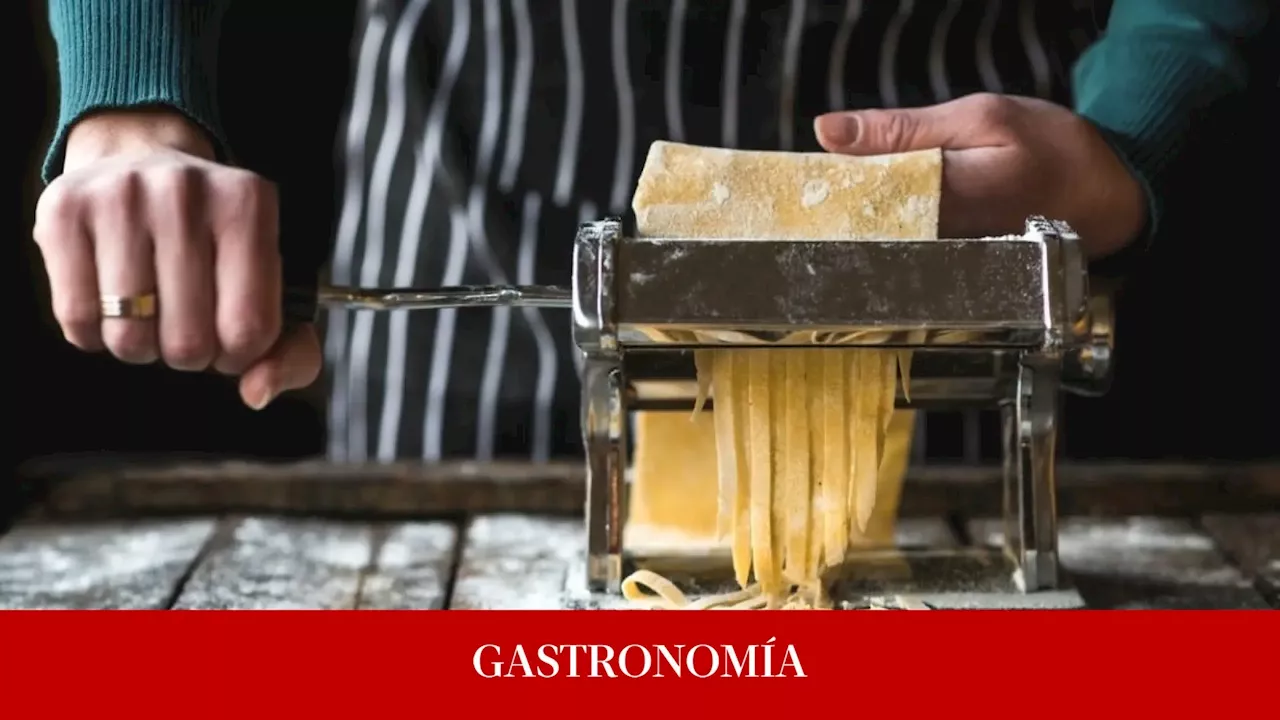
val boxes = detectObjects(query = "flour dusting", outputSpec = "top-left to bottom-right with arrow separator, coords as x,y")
710,182 -> 730,205
452,515 -> 581,610
0,520 -> 216,609
800,179 -> 830,208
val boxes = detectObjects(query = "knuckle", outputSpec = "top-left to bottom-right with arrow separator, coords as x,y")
252,174 -> 279,207
98,170 -> 144,209
150,166 -> 205,241
877,111 -> 916,150
150,165 -> 202,206
223,171 -> 269,208
33,183 -> 82,242
162,333 -> 215,369
220,317 -> 277,360
62,325 -> 101,351
217,172 -> 277,235
52,296 -> 98,330
966,92 -> 1013,126
104,324 -> 155,362
37,181 -> 79,216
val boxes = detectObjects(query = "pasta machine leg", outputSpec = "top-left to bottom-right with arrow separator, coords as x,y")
1001,358 -> 1062,591
583,353 -> 626,593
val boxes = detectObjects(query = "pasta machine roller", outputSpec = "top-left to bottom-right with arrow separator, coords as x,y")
296,214 -> 1114,598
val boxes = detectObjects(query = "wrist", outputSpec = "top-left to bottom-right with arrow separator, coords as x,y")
1100,167 -> 1147,256
1079,120 -> 1150,260
64,107 -> 216,171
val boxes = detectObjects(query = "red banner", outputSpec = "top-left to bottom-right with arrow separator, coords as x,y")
1,611 -> 1274,716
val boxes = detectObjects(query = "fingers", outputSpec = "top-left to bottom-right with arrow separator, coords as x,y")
212,172 -> 282,375
813,93 -> 1035,240
239,323 -> 323,410
814,92 -> 1017,156
93,178 -> 159,365
937,145 -> 1034,239
36,153 -> 284,378
33,189 -> 102,351
152,168 -> 217,370
814,106 -> 958,155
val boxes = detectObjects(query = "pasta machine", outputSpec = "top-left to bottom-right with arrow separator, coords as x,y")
297,214 -> 1115,599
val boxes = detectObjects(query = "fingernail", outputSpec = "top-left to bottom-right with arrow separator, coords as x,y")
246,385 -> 275,411
816,114 -> 860,147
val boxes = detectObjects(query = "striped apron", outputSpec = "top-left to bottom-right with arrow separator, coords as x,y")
324,0 -> 1103,463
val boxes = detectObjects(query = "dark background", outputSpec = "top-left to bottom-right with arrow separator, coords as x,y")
6,0 -> 1277,496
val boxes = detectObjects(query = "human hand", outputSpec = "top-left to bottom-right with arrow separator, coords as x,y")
33,108 -> 321,409
814,93 -> 1146,259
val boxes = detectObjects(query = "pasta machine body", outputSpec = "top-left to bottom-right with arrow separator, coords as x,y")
571,216 -> 1115,595
297,214 -> 1113,600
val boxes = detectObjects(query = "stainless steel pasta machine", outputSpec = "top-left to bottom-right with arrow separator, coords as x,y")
296,214 -> 1115,599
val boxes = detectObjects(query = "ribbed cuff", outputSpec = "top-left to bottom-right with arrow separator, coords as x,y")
43,0 -> 231,183
1072,27 -> 1248,264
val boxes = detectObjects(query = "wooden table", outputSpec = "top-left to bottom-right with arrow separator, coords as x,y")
2,460 -> 1277,609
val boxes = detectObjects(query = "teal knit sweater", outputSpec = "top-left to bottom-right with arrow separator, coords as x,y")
42,0 -> 1271,247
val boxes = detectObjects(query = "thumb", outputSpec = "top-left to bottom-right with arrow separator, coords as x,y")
239,323 -> 323,410
815,106 -> 960,155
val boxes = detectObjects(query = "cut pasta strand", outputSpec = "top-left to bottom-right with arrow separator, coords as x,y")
716,348 -> 904,606
626,348 -> 910,610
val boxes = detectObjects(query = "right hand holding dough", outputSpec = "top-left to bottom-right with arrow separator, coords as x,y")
814,93 -> 1146,260
32,108 -> 321,409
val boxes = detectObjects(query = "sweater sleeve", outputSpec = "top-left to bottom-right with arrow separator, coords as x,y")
1072,0 -> 1270,249
43,0 -> 232,183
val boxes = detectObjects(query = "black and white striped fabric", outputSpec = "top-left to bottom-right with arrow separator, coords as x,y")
324,0 -> 1101,464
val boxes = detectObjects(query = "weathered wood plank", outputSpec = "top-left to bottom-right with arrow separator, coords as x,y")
357,522 -> 461,610
824,518 -> 1090,608
23,459 -> 583,519
456,517 -> 961,610
969,517 -> 1268,609
451,515 -> 582,609
22,458 -> 1280,521
0,519 -> 216,609
1200,514 -> 1280,607
172,517 -> 374,609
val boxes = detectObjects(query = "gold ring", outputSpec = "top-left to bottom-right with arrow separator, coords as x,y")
100,293 -> 158,320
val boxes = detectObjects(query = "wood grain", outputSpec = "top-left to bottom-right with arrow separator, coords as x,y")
18,458 -> 1280,520
0,512 -> 1273,609
0,520 -> 215,609
451,515 -> 582,609
172,517 -> 374,609
969,517 -> 1269,609
23,459 -> 582,519
1200,514 -> 1280,607
358,522 -> 461,609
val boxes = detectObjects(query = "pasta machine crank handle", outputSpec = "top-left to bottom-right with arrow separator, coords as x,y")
283,284 -> 574,323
